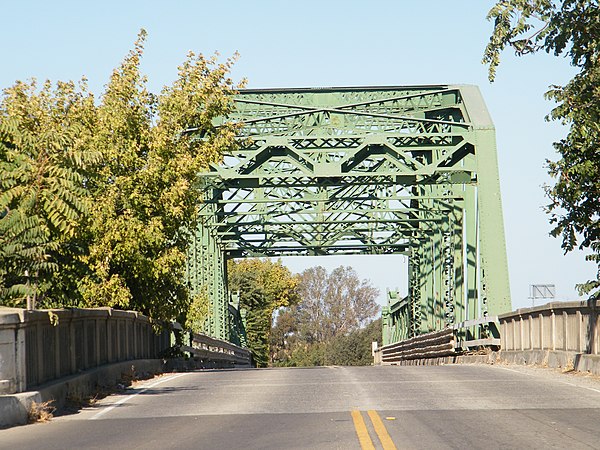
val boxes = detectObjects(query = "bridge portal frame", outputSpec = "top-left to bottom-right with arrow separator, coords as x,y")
187,85 -> 511,343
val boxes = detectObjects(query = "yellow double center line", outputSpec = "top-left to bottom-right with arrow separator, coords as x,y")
351,410 -> 397,450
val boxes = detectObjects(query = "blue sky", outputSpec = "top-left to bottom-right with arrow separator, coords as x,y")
1,0 -> 594,309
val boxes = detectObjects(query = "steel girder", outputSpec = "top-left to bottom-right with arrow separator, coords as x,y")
188,85 -> 511,342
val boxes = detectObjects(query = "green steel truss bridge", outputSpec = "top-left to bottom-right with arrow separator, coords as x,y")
187,85 -> 511,345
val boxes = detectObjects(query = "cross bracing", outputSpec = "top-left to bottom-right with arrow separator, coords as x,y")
187,85 -> 512,343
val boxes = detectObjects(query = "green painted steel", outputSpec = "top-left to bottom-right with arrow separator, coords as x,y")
187,85 -> 512,342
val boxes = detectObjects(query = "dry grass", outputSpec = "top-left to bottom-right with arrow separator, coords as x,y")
28,400 -> 55,423
562,359 -> 575,373
464,347 -> 493,356
61,367 -> 158,415
63,382 -> 128,414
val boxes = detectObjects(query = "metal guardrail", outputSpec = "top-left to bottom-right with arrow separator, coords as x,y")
181,331 -> 252,367
376,316 -> 502,364
378,329 -> 456,364
453,316 -> 501,349
376,300 -> 600,365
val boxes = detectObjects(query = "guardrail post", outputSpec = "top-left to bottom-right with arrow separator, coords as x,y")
69,314 -> 76,375
16,322 -> 26,392
563,310 -> 568,351
512,317 -> 517,351
551,309 -> 556,351
35,317 -> 44,386
538,313 -> 542,349
518,315 -> 523,350
82,314 -> 89,369
577,310 -> 583,353
106,313 -> 112,363
592,302 -> 599,355
528,315 -> 533,350
125,318 -> 130,360
0,311 -> 26,394
131,316 -> 136,359
54,319 -> 61,379
95,315 -> 100,367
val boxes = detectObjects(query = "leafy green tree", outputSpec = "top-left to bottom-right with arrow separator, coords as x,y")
270,306 -> 300,363
228,258 -> 300,367
80,32 -> 241,322
272,318 -> 382,367
324,318 -> 382,366
484,1 -> 600,297
184,291 -> 211,335
0,79 -> 97,307
287,342 -> 326,367
1,30 -> 241,324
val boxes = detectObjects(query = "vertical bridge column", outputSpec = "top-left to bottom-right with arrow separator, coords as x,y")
188,191 -> 229,340
461,85 -> 511,317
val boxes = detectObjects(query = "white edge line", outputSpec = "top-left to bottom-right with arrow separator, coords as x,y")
495,366 -> 535,376
496,366 -> 600,394
558,380 -> 600,394
89,373 -> 189,420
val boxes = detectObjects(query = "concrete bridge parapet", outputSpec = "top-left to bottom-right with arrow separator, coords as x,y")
0,307 -> 171,396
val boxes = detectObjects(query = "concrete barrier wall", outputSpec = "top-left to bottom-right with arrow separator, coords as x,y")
498,300 -> 600,355
0,307 -> 171,395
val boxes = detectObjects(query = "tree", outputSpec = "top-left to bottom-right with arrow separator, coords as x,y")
0,79 -> 97,307
0,30 -> 242,324
78,31 -> 240,322
271,265 -> 380,366
227,258 -> 300,367
324,318 -> 382,366
483,1 -> 600,297
297,266 -> 380,342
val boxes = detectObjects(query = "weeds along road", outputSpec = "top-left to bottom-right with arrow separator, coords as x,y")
2,364 -> 600,449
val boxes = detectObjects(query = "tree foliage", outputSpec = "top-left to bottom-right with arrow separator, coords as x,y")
271,265 -> 380,366
227,258 -> 300,367
0,30 -> 241,322
271,317 -> 382,367
296,266 -> 380,342
324,318 -> 382,366
0,79 -> 97,305
484,1 -> 600,297
78,31 -> 240,322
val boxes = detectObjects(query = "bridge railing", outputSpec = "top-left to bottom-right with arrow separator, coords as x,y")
453,316 -> 501,350
0,307 -> 171,395
180,331 -> 252,367
498,300 -> 600,354
377,328 -> 456,364
375,299 -> 600,368
376,315 -> 503,364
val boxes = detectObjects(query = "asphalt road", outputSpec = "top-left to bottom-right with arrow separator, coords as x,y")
2,364 -> 600,449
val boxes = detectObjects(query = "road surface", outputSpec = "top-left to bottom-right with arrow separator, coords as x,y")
2,364 -> 600,449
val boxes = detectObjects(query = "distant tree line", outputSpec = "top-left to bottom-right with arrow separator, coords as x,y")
222,261 -> 381,367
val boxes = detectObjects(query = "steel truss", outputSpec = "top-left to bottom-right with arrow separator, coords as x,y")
187,85 -> 511,343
